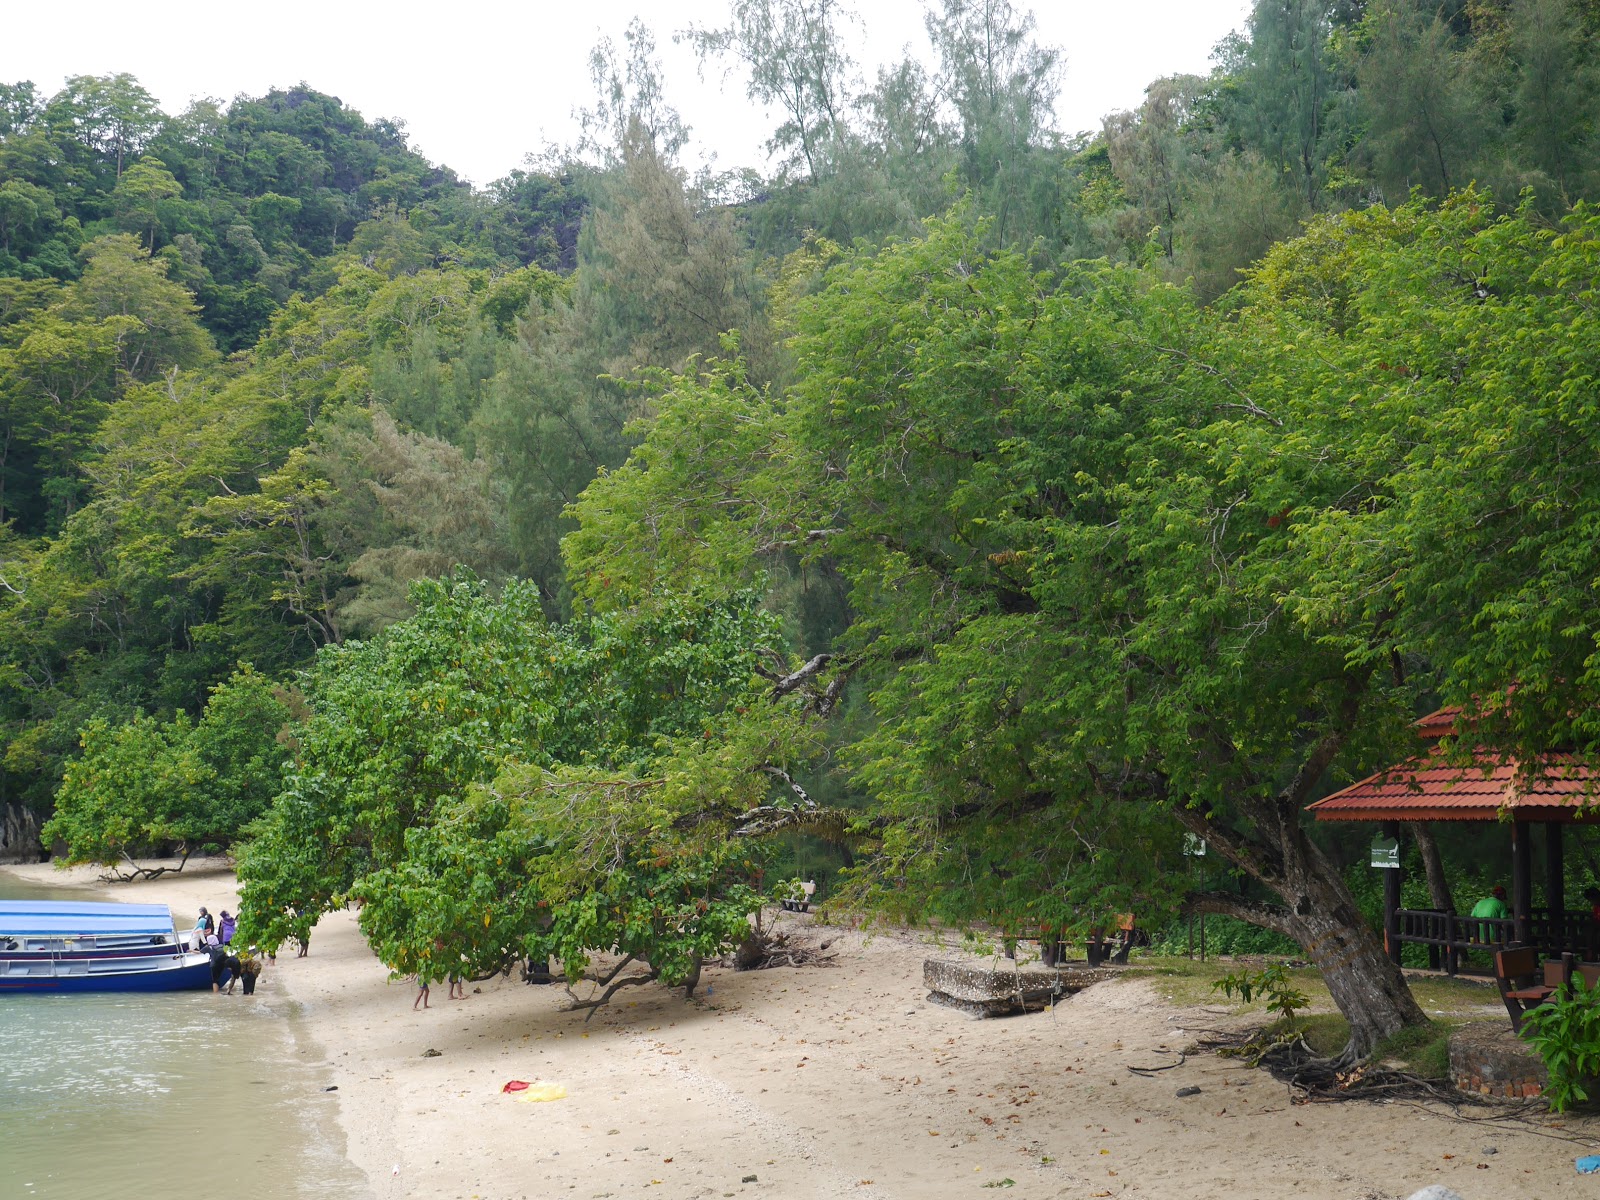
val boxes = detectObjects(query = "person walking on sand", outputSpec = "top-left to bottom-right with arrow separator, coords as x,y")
414,974 -> 430,1010
449,971 -> 466,1000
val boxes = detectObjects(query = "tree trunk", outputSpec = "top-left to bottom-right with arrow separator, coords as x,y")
680,955 -> 703,999
1408,822 -> 1454,913
1181,805 -> 1428,1062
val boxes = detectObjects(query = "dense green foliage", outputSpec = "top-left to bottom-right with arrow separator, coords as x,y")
1519,975 -> 1600,1111
233,572 -> 813,993
42,664 -> 288,872
11,0 -> 1600,1037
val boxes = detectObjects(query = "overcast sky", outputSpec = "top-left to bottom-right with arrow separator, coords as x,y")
2,1 -> 1250,188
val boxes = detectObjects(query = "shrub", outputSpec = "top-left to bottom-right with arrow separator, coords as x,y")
1518,974 -> 1600,1112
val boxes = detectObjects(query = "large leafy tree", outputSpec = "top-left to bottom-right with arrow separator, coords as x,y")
569,218 -> 1441,1056
37,663 -> 289,875
235,572 -> 810,1003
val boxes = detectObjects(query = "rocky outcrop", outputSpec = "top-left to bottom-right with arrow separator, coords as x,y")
923,958 -> 1114,1017
0,801 -> 43,864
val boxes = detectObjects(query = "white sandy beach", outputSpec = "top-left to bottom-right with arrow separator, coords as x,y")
5,857 -> 1596,1200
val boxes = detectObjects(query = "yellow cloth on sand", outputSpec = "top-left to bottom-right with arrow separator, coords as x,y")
515,1083 -> 567,1103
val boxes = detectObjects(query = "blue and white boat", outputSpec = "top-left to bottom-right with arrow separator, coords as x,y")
0,900 -> 213,992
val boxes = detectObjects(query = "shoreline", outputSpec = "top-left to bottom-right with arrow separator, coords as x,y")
7,858 -> 1599,1198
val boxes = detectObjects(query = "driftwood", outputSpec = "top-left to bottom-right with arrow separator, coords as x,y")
728,908 -> 837,971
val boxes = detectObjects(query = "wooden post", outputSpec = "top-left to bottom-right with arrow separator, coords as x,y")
1383,819 -> 1404,965
1546,820 -> 1566,950
1512,820 -> 1534,945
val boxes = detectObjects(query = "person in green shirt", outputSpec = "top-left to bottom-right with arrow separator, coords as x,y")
1471,886 -> 1510,920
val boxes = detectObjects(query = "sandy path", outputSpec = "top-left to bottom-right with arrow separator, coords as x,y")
7,860 -> 1597,1199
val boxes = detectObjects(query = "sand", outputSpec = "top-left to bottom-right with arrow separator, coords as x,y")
5,857 -> 1597,1200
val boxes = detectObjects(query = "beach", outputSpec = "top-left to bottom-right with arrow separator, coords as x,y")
6,858 -> 1595,1200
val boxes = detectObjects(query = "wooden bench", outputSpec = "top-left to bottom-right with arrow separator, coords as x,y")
1495,946 -> 1555,1033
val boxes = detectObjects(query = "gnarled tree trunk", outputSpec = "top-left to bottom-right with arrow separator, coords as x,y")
1178,787 -> 1428,1063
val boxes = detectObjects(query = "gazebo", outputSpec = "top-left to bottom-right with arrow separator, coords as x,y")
1307,707 -> 1599,974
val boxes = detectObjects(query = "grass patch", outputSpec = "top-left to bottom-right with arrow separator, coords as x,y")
1129,956 -> 1462,1076
1128,955 -> 1342,1014
1295,1013 -> 1349,1057
1373,1020 -> 1457,1079
1408,975 -> 1501,1017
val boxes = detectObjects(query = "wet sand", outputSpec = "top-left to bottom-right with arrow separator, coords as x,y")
8,857 -> 1597,1199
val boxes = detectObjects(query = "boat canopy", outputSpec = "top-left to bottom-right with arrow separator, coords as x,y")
0,900 -> 176,937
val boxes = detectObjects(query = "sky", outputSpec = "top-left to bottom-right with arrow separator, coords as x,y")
1,1 -> 1252,188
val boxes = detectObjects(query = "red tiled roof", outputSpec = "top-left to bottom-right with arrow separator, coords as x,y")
1308,708 -> 1600,822
1412,706 -> 1463,741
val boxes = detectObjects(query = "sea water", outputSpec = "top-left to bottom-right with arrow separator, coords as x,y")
0,874 -> 371,1200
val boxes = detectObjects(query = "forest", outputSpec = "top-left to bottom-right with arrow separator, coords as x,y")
8,0 -> 1600,1058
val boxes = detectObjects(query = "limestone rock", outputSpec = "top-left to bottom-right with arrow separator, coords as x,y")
922,959 -> 1113,1017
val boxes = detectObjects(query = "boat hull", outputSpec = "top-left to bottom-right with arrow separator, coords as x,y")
0,953 -> 214,993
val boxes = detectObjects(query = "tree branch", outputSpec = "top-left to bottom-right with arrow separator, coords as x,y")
1184,889 -> 1296,937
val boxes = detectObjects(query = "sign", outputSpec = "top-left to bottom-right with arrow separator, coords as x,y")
1370,835 -> 1400,869
1183,833 -> 1207,857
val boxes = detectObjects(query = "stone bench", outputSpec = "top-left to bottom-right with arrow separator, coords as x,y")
923,958 -> 1114,1017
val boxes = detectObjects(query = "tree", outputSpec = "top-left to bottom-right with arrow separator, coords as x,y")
687,0 -> 857,184
1226,0 -> 1346,213
187,664 -> 292,840
1505,0 -> 1600,203
0,180 -> 59,260
1104,76 -> 1209,264
569,218 -> 1437,1057
234,570 -> 804,1008
111,155 -> 182,252
1356,4 -> 1491,200
579,18 -> 690,165
924,0 -> 1063,245
50,73 -> 163,180
41,712 -> 208,878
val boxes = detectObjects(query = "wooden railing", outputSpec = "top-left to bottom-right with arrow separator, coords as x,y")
1394,907 -> 1597,974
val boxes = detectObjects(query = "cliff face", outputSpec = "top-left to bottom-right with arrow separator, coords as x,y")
0,802 -> 43,863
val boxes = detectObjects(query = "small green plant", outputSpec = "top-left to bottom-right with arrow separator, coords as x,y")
1519,974 -> 1600,1113
1212,962 -> 1310,1028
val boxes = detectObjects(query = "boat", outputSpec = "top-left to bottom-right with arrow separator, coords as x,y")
0,900 -> 214,992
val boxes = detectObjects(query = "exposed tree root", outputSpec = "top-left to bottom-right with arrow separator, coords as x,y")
1198,1028 -> 1477,1105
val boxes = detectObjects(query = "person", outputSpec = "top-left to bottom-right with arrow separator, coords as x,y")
218,910 -> 237,945
413,974 -> 430,1010
448,971 -> 466,1000
207,935 -> 229,993
193,906 -> 214,948
220,948 -> 242,994
1471,886 -> 1510,920
1470,885 -> 1510,944
238,946 -> 262,995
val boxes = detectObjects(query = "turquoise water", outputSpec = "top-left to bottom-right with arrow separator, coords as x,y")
0,873 -> 370,1200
